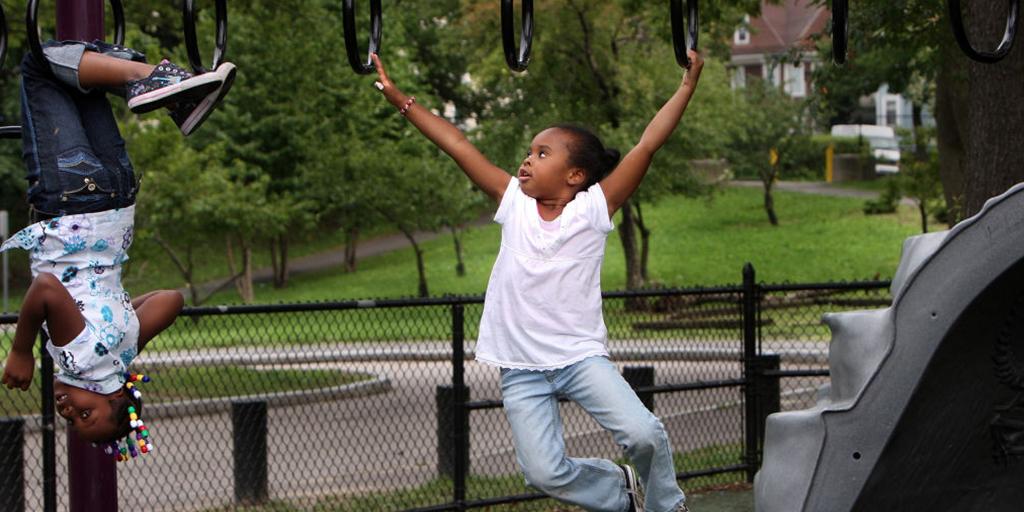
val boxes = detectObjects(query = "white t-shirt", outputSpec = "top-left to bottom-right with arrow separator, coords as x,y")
475,178 -> 615,370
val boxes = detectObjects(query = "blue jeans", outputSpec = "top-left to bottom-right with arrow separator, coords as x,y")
21,40 -> 145,219
501,356 -> 687,512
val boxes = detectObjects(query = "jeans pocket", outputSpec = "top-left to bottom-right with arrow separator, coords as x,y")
56,149 -> 117,203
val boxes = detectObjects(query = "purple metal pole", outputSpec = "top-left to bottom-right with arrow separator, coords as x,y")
67,428 -> 117,511
55,0 -> 105,42
57,3 -> 118,508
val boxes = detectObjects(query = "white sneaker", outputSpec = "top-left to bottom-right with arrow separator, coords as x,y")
620,464 -> 645,512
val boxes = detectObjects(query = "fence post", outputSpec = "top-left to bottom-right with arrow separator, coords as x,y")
436,384 -> 470,478
623,366 -> 655,412
0,417 -> 24,512
742,263 -> 760,482
232,400 -> 268,505
449,303 -> 469,505
752,354 -> 781,459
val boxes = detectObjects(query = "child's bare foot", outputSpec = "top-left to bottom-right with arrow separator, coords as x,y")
126,59 -> 223,114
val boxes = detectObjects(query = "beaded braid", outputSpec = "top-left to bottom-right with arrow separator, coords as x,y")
102,372 -> 154,462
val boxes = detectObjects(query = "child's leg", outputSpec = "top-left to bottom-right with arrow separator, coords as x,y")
20,49 -> 130,216
133,290 -> 184,353
501,368 -> 630,511
78,50 -> 155,89
558,357 -> 687,512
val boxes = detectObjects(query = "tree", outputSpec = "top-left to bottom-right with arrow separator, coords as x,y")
810,0 -> 1024,220
724,81 -> 809,226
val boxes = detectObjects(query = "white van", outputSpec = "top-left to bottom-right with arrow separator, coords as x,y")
830,124 -> 901,174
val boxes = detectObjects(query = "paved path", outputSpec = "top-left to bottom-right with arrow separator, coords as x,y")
729,179 -> 883,199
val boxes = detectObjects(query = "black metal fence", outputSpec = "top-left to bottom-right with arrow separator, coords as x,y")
0,265 -> 892,511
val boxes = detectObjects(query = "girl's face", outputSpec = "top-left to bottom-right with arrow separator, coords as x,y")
54,379 -> 121,442
517,128 -> 584,200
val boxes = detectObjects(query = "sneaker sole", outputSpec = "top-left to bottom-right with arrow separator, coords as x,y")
622,464 -> 644,512
128,72 -> 223,114
180,64 -> 237,136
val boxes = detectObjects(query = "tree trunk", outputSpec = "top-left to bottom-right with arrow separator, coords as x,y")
961,1 -> 1024,217
617,200 -> 643,290
449,225 -> 466,277
762,172 -> 779,226
399,226 -> 429,297
226,237 -> 255,304
918,200 -> 929,234
153,235 -> 199,306
271,235 -> 289,288
344,226 -> 359,272
911,101 -> 927,162
634,202 -> 652,283
934,56 -> 968,224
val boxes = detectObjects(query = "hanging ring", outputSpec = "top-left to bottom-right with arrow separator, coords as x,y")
27,0 -> 125,73
832,0 -> 848,64
183,0 -> 229,74
0,4 -> 17,140
948,0 -> 1019,63
670,0 -> 699,69
501,0 -> 534,72
342,0 -> 382,75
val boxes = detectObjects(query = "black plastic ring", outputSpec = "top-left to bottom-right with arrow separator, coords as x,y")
832,0 -> 848,64
501,0 -> 533,72
948,0 -> 1019,64
342,0 -> 382,75
0,4 -> 8,71
670,0 -> 699,69
27,0 -> 125,73
0,4 -> 16,140
183,0 -> 228,74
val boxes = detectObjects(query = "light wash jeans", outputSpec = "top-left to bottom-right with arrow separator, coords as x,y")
501,356 -> 687,512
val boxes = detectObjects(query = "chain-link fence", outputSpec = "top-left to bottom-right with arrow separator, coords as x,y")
0,270 -> 891,511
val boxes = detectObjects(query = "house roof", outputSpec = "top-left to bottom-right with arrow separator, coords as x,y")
732,0 -> 830,56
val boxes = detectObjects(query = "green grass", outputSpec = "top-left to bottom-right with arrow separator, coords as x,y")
190,187 -> 919,306
0,365 -> 368,416
201,444 -> 745,511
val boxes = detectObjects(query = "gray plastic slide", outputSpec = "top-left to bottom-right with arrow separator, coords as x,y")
755,182 -> 1024,511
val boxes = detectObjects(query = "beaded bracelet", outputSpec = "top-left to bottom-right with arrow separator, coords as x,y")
399,96 -> 417,116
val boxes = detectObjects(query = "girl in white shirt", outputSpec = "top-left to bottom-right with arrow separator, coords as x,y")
371,50 -> 702,512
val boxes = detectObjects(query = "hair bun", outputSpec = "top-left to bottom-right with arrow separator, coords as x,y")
605,148 -> 621,165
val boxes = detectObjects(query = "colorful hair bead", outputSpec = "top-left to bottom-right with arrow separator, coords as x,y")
103,372 -> 155,463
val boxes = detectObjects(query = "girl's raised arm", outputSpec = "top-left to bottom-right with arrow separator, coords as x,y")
372,54 -> 510,203
601,50 -> 704,216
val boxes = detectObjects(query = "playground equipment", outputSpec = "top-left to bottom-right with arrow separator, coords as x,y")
501,0 -> 533,72
341,1 -> 700,73
832,0 -> 847,64
342,0 -> 381,75
183,0 -> 229,74
756,182 -> 1024,511
670,0 -> 699,69
948,0 -> 1019,63
0,4 -> 18,139
27,0 -> 125,74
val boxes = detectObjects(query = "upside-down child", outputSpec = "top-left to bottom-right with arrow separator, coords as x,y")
0,40 -> 236,459
370,50 -> 702,512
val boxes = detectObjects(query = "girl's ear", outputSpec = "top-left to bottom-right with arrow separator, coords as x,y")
567,168 -> 586,186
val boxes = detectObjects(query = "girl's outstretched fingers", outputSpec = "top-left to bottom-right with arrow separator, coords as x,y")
371,53 -> 392,92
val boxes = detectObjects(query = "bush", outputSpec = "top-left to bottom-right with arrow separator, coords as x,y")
863,178 -> 901,215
